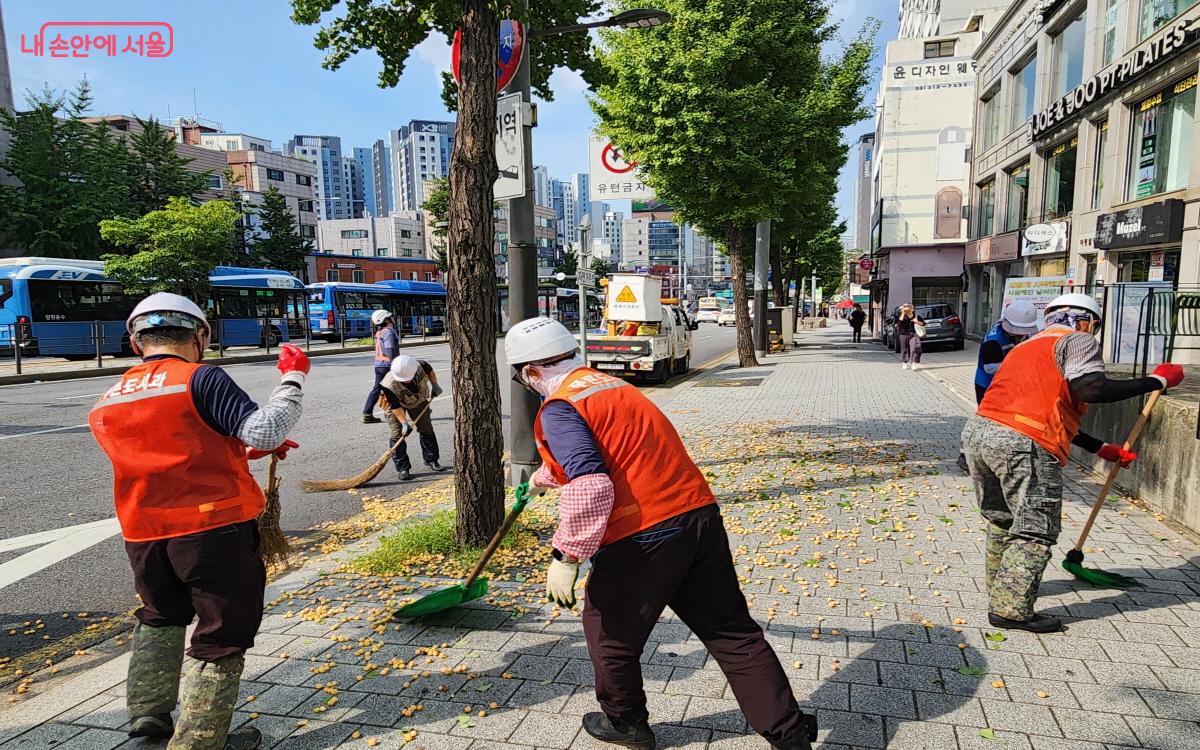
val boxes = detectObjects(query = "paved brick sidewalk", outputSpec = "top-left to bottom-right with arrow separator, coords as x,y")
4,324 -> 1199,750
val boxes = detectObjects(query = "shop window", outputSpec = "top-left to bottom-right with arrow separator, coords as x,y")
1092,120 -> 1109,208
1004,162 -> 1030,232
976,180 -> 996,237
1139,0 -> 1197,39
326,269 -> 339,282
979,86 -> 1002,151
1053,11 -> 1086,96
1044,136 -> 1078,218
1104,0 -> 1129,66
1010,56 -> 1037,132
1128,76 -> 1196,199
1117,249 -> 1180,282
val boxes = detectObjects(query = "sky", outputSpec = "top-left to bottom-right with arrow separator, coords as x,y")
2,0 -> 898,230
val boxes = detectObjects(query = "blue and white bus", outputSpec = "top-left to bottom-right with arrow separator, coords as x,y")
0,258 -> 306,358
306,280 -> 447,340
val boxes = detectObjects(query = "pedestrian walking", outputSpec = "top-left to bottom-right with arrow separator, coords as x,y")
361,309 -> 398,424
895,303 -> 924,370
848,303 -> 865,343
379,354 -> 446,481
961,293 -> 1184,633
505,317 -> 819,750
88,293 -> 309,750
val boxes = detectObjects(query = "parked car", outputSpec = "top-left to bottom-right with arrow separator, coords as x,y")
881,304 -> 964,351
717,308 -> 737,326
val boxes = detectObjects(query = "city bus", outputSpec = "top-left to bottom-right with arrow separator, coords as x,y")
695,295 -> 731,324
305,280 -> 447,340
0,257 -> 306,358
495,281 -> 603,332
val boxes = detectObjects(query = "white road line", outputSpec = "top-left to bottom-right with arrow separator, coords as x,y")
55,392 -> 105,400
0,424 -> 90,441
0,518 -> 119,553
0,518 -> 121,589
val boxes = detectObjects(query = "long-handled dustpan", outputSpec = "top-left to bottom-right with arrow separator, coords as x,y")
392,483 -> 532,619
1063,390 -> 1161,588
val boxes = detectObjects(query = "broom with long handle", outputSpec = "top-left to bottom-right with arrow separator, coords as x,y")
300,403 -> 431,493
1062,389 -> 1161,588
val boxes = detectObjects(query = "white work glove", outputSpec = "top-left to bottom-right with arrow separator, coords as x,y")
546,556 -> 581,608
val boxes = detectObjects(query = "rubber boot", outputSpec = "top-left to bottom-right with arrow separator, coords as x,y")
126,623 -> 185,738
167,654 -> 256,750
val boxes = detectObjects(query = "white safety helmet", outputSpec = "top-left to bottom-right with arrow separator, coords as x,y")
504,317 -> 578,366
1000,300 -> 1039,336
371,309 -> 393,327
390,354 -> 421,382
1044,293 -> 1102,319
127,292 -> 209,336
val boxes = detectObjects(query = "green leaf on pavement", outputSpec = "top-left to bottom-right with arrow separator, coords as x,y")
957,666 -> 987,676
865,518 -> 881,525
539,679 -> 553,685
978,728 -> 996,740
837,500 -> 852,509
984,631 -> 1007,643
937,516 -> 954,524
474,683 -> 492,692
456,715 -> 476,729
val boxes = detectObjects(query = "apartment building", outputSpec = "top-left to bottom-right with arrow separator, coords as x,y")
315,212 -> 426,259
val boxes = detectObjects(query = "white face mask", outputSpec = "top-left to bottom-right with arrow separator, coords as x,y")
521,355 -> 583,398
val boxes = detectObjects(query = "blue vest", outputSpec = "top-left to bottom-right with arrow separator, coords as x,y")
974,322 -> 1015,390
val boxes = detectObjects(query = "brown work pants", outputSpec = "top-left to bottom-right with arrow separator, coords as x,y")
582,505 -> 807,746
125,521 -> 265,662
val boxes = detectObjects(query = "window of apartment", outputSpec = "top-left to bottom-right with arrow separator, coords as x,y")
1004,162 -> 1031,232
1093,120 -> 1109,208
400,229 -> 412,238
977,180 -> 997,236
979,86 -> 1002,150
352,270 -> 365,283
299,199 -> 314,213
326,269 -> 339,282
1044,136 -> 1079,218
352,249 -> 364,257
1140,0 -> 1196,39
403,248 -> 413,257
924,40 -> 956,58
393,271 -> 404,280
341,229 -> 369,239
409,272 -> 418,281
1104,0 -> 1129,66
1053,11 -> 1086,96
205,173 -> 223,190
424,272 -> 433,281
266,168 -> 284,181
299,225 -> 315,239
296,174 -> 312,186
1010,56 -> 1037,131
1129,76 -> 1197,198
376,247 -> 389,256
225,139 -> 238,150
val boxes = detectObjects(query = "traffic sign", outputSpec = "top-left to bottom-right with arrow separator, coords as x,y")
589,134 -> 655,201
577,269 -> 597,288
859,258 -> 874,271
452,19 -> 526,93
494,92 -> 525,200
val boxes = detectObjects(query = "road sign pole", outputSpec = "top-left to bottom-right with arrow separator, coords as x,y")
753,220 -> 770,356
578,218 -> 592,365
505,5 -> 541,488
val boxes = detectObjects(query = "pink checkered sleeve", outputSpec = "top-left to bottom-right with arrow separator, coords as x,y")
551,473 -> 615,560
532,463 -> 561,489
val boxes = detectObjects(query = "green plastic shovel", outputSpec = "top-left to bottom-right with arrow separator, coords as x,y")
391,483 -> 533,619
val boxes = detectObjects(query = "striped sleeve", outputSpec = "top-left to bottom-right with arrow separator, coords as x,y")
1055,332 -> 1106,381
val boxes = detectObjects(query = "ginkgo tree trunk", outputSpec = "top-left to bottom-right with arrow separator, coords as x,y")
291,0 -> 603,546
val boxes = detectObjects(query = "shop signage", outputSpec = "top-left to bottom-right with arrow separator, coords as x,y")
859,258 -> 874,271
965,233 -> 1019,264
1022,221 -> 1070,256
1094,199 -> 1184,249
1031,18 -> 1196,140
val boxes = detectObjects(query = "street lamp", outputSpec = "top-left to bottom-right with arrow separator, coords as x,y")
577,214 -> 592,366
508,5 -> 672,488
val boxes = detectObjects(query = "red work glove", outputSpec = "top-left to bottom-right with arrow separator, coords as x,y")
1097,443 -> 1137,468
248,439 -> 299,461
277,344 -> 310,377
1151,363 -> 1184,389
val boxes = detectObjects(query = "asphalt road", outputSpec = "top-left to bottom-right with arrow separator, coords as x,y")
0,325 -> 736,662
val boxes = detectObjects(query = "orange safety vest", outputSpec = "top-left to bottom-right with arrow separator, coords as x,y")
88,358 -> 265,542
534,368 -> 716,547
976,328 -> 1088,465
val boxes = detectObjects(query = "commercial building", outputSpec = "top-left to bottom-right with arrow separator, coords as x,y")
390,120 -> 455,212
495,205 -> 559,279
619,212 -> 712,298
601,210 -> 624,267
866,0 -> 1010,336
314,212 -> 426,260
371,139 -> 393,216
533,165 -> 550,208
224,148 -> 318,245
852,133 -> 875,252
307,254 -> 437,285
194,132 -> 271,153
284,135 -> 351,221
967,0 -> 1200,364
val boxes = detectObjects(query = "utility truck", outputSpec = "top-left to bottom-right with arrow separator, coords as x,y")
584,274 -> 696,384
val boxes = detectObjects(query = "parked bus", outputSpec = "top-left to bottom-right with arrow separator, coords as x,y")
0,257 -> 306,358
495,281 -> 603,332
305,280 -> 447,341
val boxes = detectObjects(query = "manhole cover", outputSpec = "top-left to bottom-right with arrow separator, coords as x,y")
697,378 -> 764,388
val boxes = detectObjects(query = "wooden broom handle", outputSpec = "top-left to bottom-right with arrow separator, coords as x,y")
267,454 -> 279,490
464,501 -> 526,588
1073,389 -> 1162,550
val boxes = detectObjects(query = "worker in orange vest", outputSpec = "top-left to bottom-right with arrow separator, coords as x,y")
89,293 -> 309,750
962,293 -> 1183,633
505,317 -> 817,750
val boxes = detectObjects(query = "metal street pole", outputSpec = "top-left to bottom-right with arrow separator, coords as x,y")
753,220 -> 770,356
505,11 -> 540,487
811,272 -> 818,316
577,215 -> 591,365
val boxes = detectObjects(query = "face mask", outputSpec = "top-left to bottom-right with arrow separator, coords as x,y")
517,355 -> 583,399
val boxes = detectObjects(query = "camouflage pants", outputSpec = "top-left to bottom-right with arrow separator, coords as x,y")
962,416 -> 1062,620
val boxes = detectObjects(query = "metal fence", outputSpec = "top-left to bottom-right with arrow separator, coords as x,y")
0,314 -> 450,376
